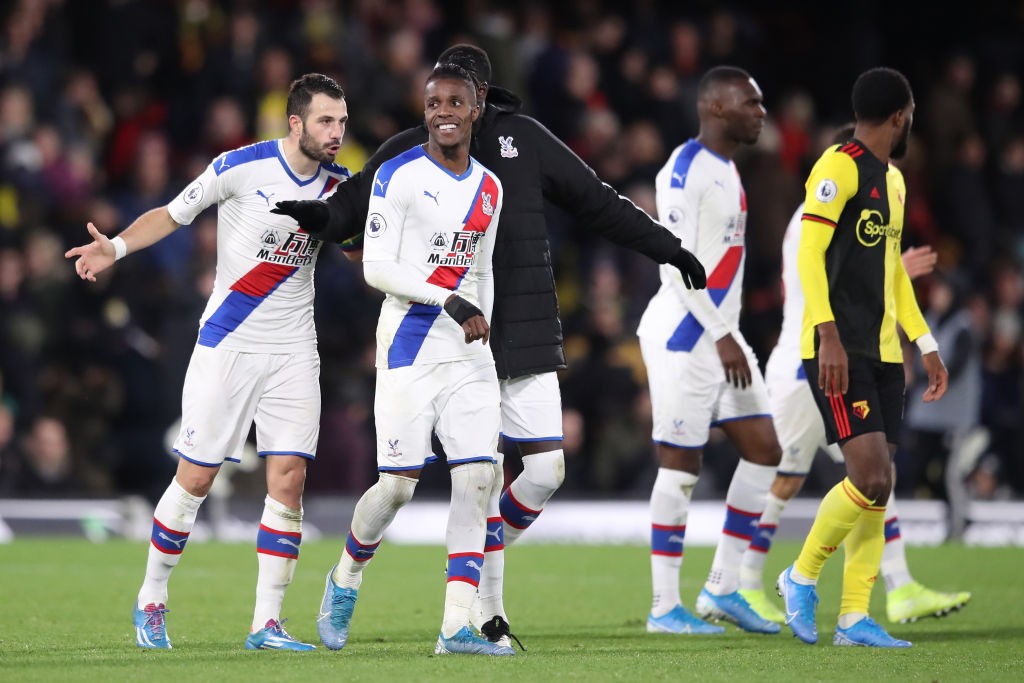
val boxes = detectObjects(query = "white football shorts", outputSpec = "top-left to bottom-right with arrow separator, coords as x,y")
641,335 -> 771,448
764,351 -> 843,474
374,356 -> 500,471
173,345 -> 320,467
499,371 -> 563,442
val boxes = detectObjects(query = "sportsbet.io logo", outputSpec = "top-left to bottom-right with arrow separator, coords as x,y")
855,209 -> 900,248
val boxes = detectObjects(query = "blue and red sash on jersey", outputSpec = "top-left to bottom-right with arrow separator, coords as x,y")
666,245 -> 744,351
198,262 -> 298,347
386,172 -> 499,368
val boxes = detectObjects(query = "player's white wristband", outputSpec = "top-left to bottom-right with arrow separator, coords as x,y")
111,235 -> 128,261
915,332 -> 938,355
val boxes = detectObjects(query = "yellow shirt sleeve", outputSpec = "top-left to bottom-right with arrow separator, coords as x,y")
798,148 -> 859,328
894,256 -> 930,341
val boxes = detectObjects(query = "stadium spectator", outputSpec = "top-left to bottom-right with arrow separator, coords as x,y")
65,73 -> 351,651
0,0 -> 1022,508
2,415 -> 76,496
638,65 -> 781,637
903,270 -> 984,500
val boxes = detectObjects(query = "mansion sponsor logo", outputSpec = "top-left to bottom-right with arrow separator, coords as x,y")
257,231 -> 320,265
427,230 -> 483,266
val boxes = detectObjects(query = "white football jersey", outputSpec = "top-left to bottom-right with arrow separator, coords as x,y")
363,145 -> 502,369
765,203 -> 806,382
637,139 -> 747,352
167,139 -> 350,352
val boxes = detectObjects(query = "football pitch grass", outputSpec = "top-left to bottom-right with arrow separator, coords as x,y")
2,539 -> 1020,682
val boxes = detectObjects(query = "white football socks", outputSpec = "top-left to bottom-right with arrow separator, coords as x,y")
649,467 -> 698,617
137,478 -> 205,609
252,495 -> 302,631
441,462 -> 492,638
333,473 -> 417,589
705,460 -> 775,596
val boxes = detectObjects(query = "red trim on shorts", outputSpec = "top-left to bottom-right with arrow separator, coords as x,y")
829,393 -> 851,438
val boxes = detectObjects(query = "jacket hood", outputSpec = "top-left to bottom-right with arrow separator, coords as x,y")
484,85 -> 522,116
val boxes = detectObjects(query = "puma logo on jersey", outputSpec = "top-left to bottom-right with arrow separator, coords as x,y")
375,178 -> 388,191
423,189 -> 440,205
256,189 -> 276,206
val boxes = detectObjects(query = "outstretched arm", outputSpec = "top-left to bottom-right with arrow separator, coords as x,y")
64,207 -> 178,282
533,117 -> 706,288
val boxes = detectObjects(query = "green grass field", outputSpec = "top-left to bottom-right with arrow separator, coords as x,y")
1,539 -> 1020,682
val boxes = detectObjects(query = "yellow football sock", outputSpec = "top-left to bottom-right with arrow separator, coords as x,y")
840,503 -> 886,617
794,478 -> 874,581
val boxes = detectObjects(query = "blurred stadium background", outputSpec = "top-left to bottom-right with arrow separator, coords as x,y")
0,0 -> 1022,545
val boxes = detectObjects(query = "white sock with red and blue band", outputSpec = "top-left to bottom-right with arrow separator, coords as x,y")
478,459 -> 507,622
650,467 -> 699,617
499,449 -> 563,545
138,477 -> 205,609
252,495 -> 303,631
333,473 -> 417,589
739,491 -> 786,591
705,460 -> 775,596
880,497 -> 913,592
442,462 -> 492,638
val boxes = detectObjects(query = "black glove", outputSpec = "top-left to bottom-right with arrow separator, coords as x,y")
668,247 -> 707,289
270,200 -> 330,234
443,294 -> 483,324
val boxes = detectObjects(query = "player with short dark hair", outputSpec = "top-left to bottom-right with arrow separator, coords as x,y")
639,65 -> 782,636
273,43 -> 706,649
314,65 -> 513,656
737,126 -> 970,626
66,73 -> 351,651
777,67 -> 949,648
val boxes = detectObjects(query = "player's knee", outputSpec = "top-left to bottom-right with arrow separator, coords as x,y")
851,471 -> 892,504
761,442 -> 783,467
174,463 -> 218,498
378,472 -> 418,507
454,461 -> 496,496
522,450 -> 565,492
275,465 -> 307,496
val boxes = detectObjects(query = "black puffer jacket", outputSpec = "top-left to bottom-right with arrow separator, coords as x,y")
325,86 -> 684,379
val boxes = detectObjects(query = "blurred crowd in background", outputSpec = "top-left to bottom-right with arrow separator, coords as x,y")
1,0 -> 1022,504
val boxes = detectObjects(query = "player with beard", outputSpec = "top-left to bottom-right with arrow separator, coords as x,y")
66,74 -> 351,651
777,67 -> 949,648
